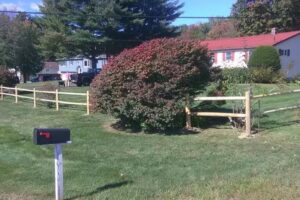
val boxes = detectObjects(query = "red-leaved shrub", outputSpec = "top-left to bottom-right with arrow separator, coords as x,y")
91,38 -> 211,132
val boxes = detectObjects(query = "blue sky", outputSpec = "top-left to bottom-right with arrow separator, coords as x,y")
0,0 -> 236,25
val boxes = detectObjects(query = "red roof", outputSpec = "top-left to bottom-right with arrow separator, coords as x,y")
201,31 -> 300,51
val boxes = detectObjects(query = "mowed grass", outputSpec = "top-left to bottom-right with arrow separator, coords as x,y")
0,84 -> 300,199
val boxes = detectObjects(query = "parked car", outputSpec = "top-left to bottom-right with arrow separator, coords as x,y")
30,77 -> 39,82
70,69 -> 101,87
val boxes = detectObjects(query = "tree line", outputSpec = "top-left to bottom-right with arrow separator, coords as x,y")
0,0 -> 300,82
181,0 -> 300,39
0,0 -> 183,81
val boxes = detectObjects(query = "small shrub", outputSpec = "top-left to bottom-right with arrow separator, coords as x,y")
209,67 -> 223,82
91,38 -> 211,132
0,68 -> 19,87
248,46 -> 281,71
250,67 -> 285,83
222,68 -> 250,84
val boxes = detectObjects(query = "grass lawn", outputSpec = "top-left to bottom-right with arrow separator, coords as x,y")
0,84 -> 300,200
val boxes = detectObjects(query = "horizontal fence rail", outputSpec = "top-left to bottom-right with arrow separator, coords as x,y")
194,96 -> 246,101
0,85 -> 90,115
186,91 -> 251,137
253,89 -> 300,99
253,88 -> 300,115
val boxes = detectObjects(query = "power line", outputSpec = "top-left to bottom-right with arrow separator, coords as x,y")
0,10 -> 234,19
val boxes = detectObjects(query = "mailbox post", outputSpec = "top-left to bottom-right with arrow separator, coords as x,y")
33,128 -> 71,200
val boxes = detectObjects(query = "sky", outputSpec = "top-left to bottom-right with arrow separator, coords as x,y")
0,0 -> 237,26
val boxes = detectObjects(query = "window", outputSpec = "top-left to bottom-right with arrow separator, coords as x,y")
279,49 -> 290,56
84,60 -> 88,66
279,49 -> 284,56
285,49 -> 290,56
226,52 -> 231,60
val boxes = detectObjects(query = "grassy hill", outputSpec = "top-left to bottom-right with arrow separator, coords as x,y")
0,84 -> 299,200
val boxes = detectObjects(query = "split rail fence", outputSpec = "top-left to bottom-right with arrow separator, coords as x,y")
185,91 -> 252,137
186,88 -> 300,137
252,89 -> 300,114
0,85 -> 90,115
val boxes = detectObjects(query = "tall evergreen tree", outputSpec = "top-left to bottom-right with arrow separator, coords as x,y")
39,0 -> 183,69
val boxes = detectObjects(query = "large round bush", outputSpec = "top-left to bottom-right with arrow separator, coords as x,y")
248,46 -> 281,71
91,38 -> 211,132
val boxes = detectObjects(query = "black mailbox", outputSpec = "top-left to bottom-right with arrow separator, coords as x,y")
33,128 -> 71,145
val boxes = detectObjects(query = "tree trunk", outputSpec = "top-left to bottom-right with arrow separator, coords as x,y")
23,73 -> 27,83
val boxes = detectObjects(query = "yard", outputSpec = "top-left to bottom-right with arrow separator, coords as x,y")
0,83 -> 299,200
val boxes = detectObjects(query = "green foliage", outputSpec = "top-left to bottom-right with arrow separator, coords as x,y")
233,0 -> 300,35
249,67 -> 285,83
222,68 -> 250,84
0,68 -> 18,87
91,38 -> 211,132
180,23 -> 211,39
0,14 -> 16,68
14,15 -> 43,82
40,0 -> 183,66
248,46 -> 281,71
0,13 -> 42,82
36,16 -> 75,61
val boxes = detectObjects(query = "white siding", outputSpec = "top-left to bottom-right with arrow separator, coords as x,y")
212,50 -> 249,68
275,35 -> 300,78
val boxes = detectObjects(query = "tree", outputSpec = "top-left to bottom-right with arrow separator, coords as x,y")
37,16 -> 75,61
180,19 -> 238,40
40,0 -> 183,69
0,14 -> 15,68
180,23 -> 211,39
0,13 -> 42,82
234,1 -> 273,35
232,0 -> 300,35
207,19 -> 239,39
13,14 -> 42,82
91,38 -> 211,132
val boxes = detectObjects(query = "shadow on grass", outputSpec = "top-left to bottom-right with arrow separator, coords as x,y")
65,180 -> 133,200
258,118 -> 300,131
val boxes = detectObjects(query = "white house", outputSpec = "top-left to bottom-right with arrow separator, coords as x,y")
201,30 -> 300,78
57,55 -> 107,74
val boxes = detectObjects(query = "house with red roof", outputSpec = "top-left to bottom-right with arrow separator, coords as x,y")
201,30 -> 300,78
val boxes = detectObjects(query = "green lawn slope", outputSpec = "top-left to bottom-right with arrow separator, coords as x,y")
0,84 -> 299,200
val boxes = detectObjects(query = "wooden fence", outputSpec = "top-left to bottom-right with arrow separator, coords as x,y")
185,91 -> 252,137
0,85 -> 90,115
253,89 -> 300,114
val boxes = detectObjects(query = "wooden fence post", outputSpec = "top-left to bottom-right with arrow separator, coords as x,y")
185,94 -> 192,129
33,88 -> 36,108
245,90 -> 251,137
56,89 -> 59,111
0,85 -> 3,100
15,86 -> 18,103
86,90 -> 90,115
